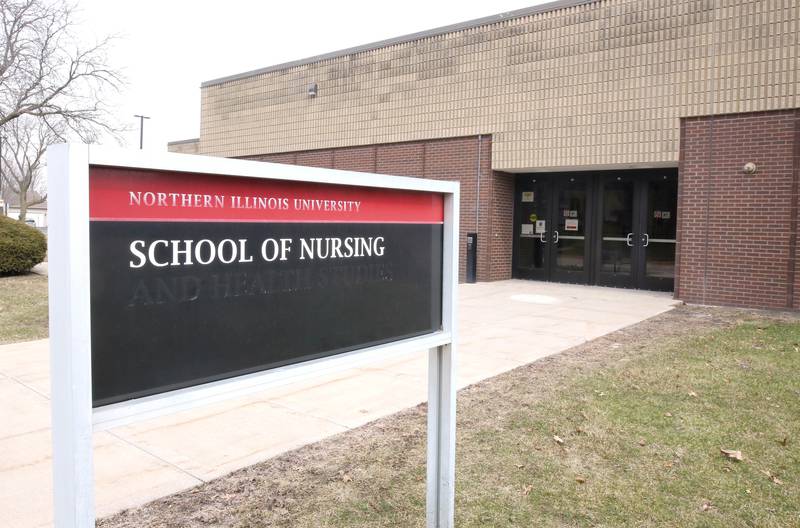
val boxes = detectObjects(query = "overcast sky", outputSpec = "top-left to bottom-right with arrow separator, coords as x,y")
77,0 -> 550,151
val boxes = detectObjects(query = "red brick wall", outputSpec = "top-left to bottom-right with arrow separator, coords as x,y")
677,108 -> 800,309
246,136 -> 514,282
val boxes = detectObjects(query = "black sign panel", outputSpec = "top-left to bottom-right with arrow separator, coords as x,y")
89,167 -> 444,407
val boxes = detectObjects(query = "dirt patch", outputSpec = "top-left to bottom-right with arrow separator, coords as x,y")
99,305 -> 800,527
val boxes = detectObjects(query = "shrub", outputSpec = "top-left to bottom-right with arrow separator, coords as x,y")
0,215 -> 47,275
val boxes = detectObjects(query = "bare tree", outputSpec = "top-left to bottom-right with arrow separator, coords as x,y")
0,0 -> 122,140
0,0 -> 123,213
1,114 -> 61,220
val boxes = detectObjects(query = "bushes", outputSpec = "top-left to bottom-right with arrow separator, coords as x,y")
0,215 -> 47,275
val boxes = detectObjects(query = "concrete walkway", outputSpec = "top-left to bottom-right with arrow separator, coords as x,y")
0,280 -> 679,527
31,262 -> 48,276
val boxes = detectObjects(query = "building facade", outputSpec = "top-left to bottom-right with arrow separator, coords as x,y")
170,0 -> 800,309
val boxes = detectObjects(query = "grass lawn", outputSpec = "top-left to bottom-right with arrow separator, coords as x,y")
456,320 -> 799,527
0,273 -> 48,344
101,306 -> 800,528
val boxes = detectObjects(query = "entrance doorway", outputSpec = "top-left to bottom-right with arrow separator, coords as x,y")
513,174 -> 592,284
512,170 -> 677,291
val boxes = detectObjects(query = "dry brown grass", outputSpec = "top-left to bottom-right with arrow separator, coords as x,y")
100,305 -> 800,528
0,273 -> 48,344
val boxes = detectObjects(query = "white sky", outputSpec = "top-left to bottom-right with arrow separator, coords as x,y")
77,0 -> 550,151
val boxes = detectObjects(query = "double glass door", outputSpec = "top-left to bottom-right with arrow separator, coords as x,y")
514,174 -> 591,285
513,171 -> 677,291
595,172 -> 678,290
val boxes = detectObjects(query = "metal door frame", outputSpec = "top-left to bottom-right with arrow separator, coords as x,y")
512,175 -> 553,281
514,169 -> 677,292
548,173 -> 593,285
592,169 -> 678,291
635,171 -> 678,292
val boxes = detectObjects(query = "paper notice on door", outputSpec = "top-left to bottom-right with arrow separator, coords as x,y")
535,220 -> 546,234
565,219 -> 579,231
521,192 -> 534,202
521,224 -> 534,236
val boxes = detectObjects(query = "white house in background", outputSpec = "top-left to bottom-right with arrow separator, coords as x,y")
2,198 -> 48,228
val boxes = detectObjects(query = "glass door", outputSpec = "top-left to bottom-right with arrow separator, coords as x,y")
514,170 -> 677,291
596,174 -> 636,288
550,175 -> 591,284
513,176 -> 552,280
638,173 -> 678,291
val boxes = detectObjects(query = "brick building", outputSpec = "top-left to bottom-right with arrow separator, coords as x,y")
169,0 -> 800,309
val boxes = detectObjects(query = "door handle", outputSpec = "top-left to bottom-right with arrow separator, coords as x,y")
626,232 -> 634,247
642,233 -> 649,247
539,231 -> 547,243
553,230 -> 559,243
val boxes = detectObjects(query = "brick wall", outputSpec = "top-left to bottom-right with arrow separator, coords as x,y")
246,135 -> 514,282
677,108 -> 800,310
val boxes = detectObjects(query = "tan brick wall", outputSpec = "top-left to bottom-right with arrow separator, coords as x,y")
186,0 -> 798,172
167,139 -> 200,155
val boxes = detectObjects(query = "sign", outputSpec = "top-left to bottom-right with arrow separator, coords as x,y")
565,219 -> 579,231
521,191 -> 534,202
528,213 -> 537,222
535,220 -> 546,234
521,223 -> 534,235
89,168 -> 444,406
47,145 -> 459,528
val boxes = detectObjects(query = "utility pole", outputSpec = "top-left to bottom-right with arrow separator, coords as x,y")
134,115 -> 150,149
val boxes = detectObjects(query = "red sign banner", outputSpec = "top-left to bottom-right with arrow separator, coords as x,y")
90,167 -> 444,224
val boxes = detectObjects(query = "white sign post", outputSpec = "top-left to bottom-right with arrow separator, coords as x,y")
47,144 -> 459,528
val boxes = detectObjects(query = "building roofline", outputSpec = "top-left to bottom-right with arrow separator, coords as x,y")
167,138 -> 200,145
201,0 -> 596,88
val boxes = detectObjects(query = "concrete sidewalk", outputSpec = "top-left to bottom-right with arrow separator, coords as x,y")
0,280 -> 679,527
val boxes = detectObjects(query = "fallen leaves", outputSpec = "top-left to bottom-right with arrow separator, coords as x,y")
761,469 -> 783,485
720,448 -> 743,461
700,499 -> 713,512
522,484 -> 533,496
575,476 -> 586,484
553,435 -> 565,445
